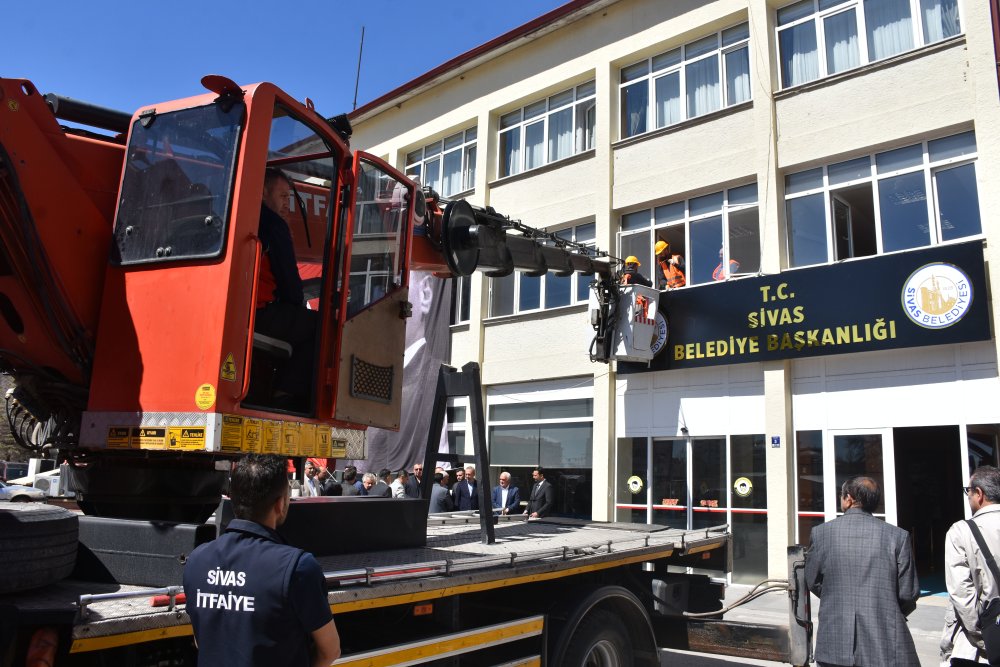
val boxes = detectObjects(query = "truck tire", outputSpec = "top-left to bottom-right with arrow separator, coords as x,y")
562,609 -> 634,667
0,503 -> 78,594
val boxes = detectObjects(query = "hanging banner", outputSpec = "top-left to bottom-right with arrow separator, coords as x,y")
619,241 -> 990,373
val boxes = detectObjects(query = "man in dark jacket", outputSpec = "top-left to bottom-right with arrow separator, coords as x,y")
454,466 -> 479,511
428,472 -> 453,514
369,469 -> 392,498
805,476 -> 919,666
525,467 -> 555,518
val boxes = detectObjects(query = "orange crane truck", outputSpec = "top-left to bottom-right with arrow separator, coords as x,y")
0,75 -> 810,666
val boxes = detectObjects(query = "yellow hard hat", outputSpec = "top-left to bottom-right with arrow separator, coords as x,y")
624,256 -> 640,266
654,240 -> 669,255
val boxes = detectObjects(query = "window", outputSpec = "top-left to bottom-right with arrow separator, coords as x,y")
619,184 -> 760,287
498,81 -> 596,178
784,131 -> 980,268
777,0 -> 962,89
405,128 -> 477,197
620,23 -> 750,140
450,275 -> 471,325
488,222 -> 596,316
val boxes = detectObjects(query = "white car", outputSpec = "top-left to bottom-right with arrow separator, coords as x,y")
0,480 -> 46,502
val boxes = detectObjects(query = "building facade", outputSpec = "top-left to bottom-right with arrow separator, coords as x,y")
348,0 -> 1000,582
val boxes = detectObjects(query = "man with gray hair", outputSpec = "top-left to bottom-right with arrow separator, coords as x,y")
805,476 -> 919,666
944,465 -> 1000,664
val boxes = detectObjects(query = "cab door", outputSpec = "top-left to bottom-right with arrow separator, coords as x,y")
331,153 -> 414,429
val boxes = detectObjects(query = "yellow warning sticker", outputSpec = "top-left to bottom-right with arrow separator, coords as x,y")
220,354 -> 237,383
221,415 -> 243,452
299,424 -> 317,457
262,421 -> 281,454
195,383 -> 216,411
316,429 -> 332,458
330,438 -> 347,458
243,418 -> 262,453
281,422 -> 301,456
132,427 -> 166,450
107,427 -> 131,449
168,427 -> 206,451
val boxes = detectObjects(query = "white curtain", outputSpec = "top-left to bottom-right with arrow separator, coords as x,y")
686,55 -> 720,118
548,108 -> 573,162
921,0 -> 960,43
724,48 -> 751,105
825,10 -> 860,74
865,0 -> 914,61
441,150 -> 461,197
501,128 -> 520,177
575,102 -> 595,152
525,122 -> 544,169
779,23 -> 819,87
655,73 -> 681,127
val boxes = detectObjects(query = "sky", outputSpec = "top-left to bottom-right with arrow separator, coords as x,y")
3,0 -> 568,119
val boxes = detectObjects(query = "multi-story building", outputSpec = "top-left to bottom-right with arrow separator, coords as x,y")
348,0 -> 1000,583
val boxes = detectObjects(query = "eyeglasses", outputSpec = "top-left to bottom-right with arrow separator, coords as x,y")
964,486 -> 976,495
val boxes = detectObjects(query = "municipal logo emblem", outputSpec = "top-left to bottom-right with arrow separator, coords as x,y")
901,262 -> 972,330
649,312 -> 669,356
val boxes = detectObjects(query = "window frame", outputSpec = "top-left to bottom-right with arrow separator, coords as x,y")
783,131 -> 981,268
618,22 -> 751,141
404,127 -> 477,197
497,81 -> 596,178
775,0 -> 964,91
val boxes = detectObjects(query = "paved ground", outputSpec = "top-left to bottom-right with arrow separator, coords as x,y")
659,583 -> 949,666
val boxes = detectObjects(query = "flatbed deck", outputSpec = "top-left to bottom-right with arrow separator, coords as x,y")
1,515 -> 729,654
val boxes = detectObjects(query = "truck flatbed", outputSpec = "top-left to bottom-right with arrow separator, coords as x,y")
2,515 -> 728,655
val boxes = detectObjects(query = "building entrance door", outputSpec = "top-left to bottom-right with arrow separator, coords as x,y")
824,429 -> 896,524
893,425 -> 963,589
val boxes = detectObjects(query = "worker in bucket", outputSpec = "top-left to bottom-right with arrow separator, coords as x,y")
619,255 -> 652,287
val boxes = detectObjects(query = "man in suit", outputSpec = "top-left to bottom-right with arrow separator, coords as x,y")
525,467 -> 555,519
369,469 -> 392,498
491,471 -> 520,515
340,467 -> 360,496
944,465 -> 1000,664
301,460 -> 322,497
405,463 -> 423,499
805,476 -> 919,667
428,472 -> 453,514
454,466 -> 479,511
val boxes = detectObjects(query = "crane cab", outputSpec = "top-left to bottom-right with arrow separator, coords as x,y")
75,80 -> 415,519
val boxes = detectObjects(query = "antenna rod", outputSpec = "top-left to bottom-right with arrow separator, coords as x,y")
352,26 -> 365,111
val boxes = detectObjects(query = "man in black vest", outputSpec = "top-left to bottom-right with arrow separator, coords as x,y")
183,454 -> 340,666
525,467 -> 555,518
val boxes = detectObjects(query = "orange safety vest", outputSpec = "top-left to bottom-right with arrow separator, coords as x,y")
659,257 -> 686,288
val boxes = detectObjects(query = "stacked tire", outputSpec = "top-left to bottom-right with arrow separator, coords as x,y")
0,504 -> 78,594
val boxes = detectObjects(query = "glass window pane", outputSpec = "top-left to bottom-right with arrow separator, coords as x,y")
546,273 -> 571,308
621,61 -> 649,83
406,149 -> 422,165
447,405 -> 467,424
525,121 -> 545,170
575,222 -> 596,242
833,433 -> 885,514
723,22 -> 750,46
489,426 -> 538,466
490,399 -> 593,421
652,48 -> 682,71
864,0 -> 914,61
655,201 -> 685,224
780,22 -> 820,87
725,47 -> 751,105
728,208 -> 761,275
879,171 -> 930,252
786,167 -> 824,194
829,156 -> 871,184
686,34 -> 720,58
691,191 -> 724,216
786,193 -> 828,267
424,141 -> 441,157
576,273 -> 591,302
575,101 -> 596,152
490,274 -> 515,316
500,128 -> 520,177
732,435 -> 767,510
549,89 -> 574,109
424,157 -> 441,193
693,438 -> 727,530
929,132 -> 977,162
876,143 -> 923,173
618,437 -> 648,522
691,215 -> 723,285
655,72 -> 682,127
520,274 -> 541,311
576,80 -> 596,98
441,149 -> 462,197
524,100 -> 546,120
687,55 -> 721,118
622,210 -> 651,231
621,230 -> 652,274
936,163 -> 982,241
540,424 -> 592,468
729,183 -> 758,205
796,431 -> 824,512
621,81 -> 649,138
548,107 -> 573,162
921,0 -> 961,43
968,425 -> 1000,472
778,0 -> 815,25
653,439 -> 688,529
732,513 -> 769,584
819,0 -> 850,9
731,434 -> 768,584
824,9 -> 860,75
443,132 -> 463,151
464,145 -> 477,191
465,127 -> 478,141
